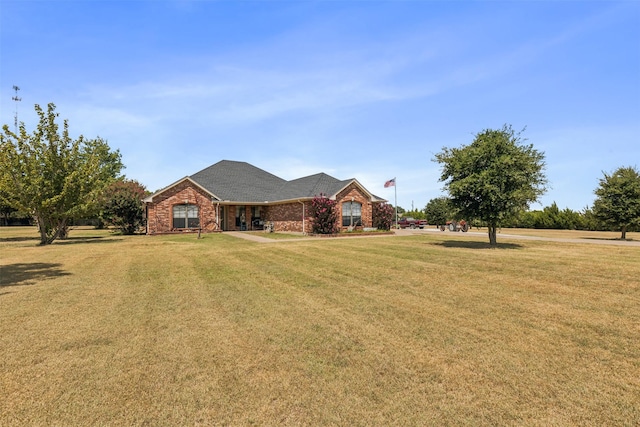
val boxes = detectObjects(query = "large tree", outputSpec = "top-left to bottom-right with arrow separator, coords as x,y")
0,103 -> 123,245
434,125 -> 547,245
592,166 -> 640,239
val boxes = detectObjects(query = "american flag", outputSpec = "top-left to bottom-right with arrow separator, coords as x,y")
384,178 -> 395,188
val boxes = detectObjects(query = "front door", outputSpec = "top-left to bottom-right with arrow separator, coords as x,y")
236,206 -> 247,231
219,206 -> 226,231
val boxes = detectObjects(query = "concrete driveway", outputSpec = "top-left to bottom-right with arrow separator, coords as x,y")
226,229 -> 639,246
394,227 -> 640,247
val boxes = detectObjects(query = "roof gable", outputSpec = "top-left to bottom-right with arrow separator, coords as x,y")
143,177 -> 217,203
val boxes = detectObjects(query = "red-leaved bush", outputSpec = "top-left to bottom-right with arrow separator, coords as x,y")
310,193 -> 339,234
373,202 -> 395,230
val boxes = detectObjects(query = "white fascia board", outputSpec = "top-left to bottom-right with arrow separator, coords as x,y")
143,177 -> 220,203
331,179 -> 377,201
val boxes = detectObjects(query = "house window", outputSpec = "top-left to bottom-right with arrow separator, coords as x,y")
342,201 -> 362,227
251,206 -> 263,229
173,204 -> 200,229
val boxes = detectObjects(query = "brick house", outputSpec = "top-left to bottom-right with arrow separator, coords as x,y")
144,160 -> 387,234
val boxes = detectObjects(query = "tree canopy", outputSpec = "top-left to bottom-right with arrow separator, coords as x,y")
424,196 -> 453,227
0,103 -> 123,245
592,166 -> 640,239
434,124 -> 547,245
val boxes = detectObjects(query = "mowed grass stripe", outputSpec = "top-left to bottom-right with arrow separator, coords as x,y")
190,236 -> 640,426
189,239 -> 453,424
2,236 -> 132,424
1,227 -> 639,425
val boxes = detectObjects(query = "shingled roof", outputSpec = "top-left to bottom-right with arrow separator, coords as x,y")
146,160 -> 385,203
272,173 -> 353,201
190,160 -> 286,202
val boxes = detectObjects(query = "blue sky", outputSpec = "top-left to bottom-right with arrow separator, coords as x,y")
1,1 -> 638,211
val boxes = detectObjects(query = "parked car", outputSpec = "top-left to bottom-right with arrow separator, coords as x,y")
397,217 -> 428,229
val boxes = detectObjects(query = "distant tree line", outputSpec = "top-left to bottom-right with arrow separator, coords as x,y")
396,185 -> 639,236
418,199 -> 638,233
507,167 -> 640,236
501,202 -> 636,232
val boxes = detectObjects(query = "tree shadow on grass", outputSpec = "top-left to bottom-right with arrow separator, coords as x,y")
0,235 -> 122,245
0,263 -> 71,287
433,240 -> 524,250
54,236 -> 123,245
0,236 -> 40,243
582,237 -> 636,242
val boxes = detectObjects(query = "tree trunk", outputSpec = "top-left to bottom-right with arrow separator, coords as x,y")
37,216 -> 49,246
36,215 -> 68,245
50,219 -> 68,243
59,224 -> 69,240
488,224 -> 497,246
621,225 -> 627,240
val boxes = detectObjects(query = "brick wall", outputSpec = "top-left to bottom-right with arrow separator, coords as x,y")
263,202 -> 312,233
335,184 -> 373,230
146,180 -> 219,234
146,181 -> 375,235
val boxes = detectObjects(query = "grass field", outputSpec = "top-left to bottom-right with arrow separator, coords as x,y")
1,226 -> 639,426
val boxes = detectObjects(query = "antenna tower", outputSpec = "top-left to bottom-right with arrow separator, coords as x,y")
12,85 -> 22,134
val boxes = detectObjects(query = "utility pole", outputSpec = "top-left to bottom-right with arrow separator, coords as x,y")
12,85 -> 21,134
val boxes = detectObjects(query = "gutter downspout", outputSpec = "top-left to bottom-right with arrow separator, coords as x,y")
216,202 -> 220,231
299,200 -> 305,235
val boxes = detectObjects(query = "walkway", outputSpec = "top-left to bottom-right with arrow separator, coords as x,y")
225,231 -> 395,243
225,231 -> 284,243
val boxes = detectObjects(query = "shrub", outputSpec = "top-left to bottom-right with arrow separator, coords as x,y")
310,194 -> 339,234
373,203 -> 395,230
101,179 -> 147,235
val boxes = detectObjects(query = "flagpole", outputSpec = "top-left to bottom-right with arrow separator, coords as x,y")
385,177 -> 398,228
394,177 -> 398,229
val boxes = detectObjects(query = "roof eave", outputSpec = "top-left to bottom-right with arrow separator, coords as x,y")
330,179 -> 375,200
143,176 -> 220,203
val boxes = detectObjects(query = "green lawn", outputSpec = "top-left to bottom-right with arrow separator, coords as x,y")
1,227 -> 639,425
